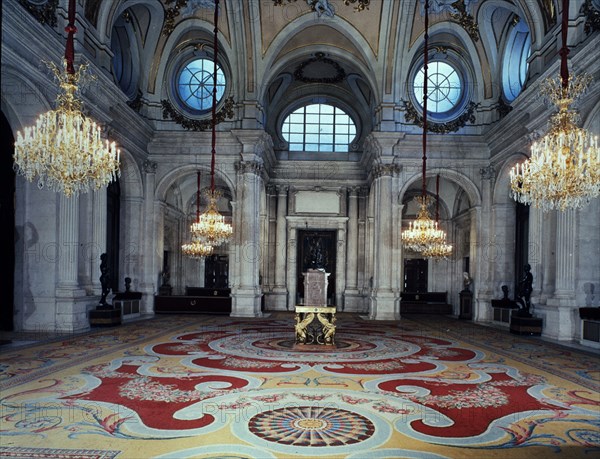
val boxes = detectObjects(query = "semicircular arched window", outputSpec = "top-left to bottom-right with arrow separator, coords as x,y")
413,61 -> 462,114
176,58 -> 226,112
281,103 -> 357,152
502,19 -> 531,102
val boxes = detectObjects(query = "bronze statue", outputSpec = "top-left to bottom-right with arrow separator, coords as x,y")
516,263 -> 533,317
309,238 -> 327,270
99,253 -> 111,306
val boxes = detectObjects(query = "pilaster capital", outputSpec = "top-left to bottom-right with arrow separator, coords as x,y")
277,185 -> 289,196
479,165 -> 496,180
143,160 -> 158,174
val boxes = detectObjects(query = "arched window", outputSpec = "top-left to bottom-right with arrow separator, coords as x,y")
502,19 -> 531,102
110,12 -> 139,99
413,61 -> 462,113
176,58 -> 226,112
281,103 -> 357,152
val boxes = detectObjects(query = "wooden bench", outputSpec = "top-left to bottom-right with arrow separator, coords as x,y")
400,292 -> 452,314
155,288 -> 231,314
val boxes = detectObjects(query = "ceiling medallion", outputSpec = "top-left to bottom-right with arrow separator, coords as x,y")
403,100 -> 479,134
163,0 -> 215,36
294,53 -> 346,84
273,0 -> 369,17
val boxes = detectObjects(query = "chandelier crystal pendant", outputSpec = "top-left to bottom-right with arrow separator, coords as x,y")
13,0 -> 120,197
510,0 -> 600,211
195,0 -> 233,247
422,175 -> 453,259
182,171 -> 214,259
401,0 -> 449,254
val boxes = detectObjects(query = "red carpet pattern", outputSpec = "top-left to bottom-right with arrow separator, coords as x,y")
0,314 -> 598,458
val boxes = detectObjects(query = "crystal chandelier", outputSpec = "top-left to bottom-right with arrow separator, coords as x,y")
182,240 -> 214,259
402,0 -> 449,253
195,0 -> 233,247
13,0 -> 120,197
402,196 -> 448,252
422,175 -> 453,259
510,0 -> 600,211
182,171 -> 214,259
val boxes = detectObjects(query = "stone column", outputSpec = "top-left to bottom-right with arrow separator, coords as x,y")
544,209 -> 577,341
140,160 -> 158,313
357,188 -> 368,312
553,210 -> 576,298
286,222 -> 297,309
55,194 -> 87,332
269,185 -> 289,310
472,166 -> 495,322
369,164 -> 400,320
344,186 -> 361,311
231,161 -> 263,317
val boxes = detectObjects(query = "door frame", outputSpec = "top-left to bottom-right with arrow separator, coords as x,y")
285,216 -> 347,310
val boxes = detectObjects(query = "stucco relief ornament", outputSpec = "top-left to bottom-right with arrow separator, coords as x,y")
420,0 -> 479,41
180,0 -> 216,17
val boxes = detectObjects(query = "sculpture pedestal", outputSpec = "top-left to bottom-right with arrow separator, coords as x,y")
295,270 -> 335,345
459,290 -> 473,320
89,306 -> 122,326
510,315 -> 543,336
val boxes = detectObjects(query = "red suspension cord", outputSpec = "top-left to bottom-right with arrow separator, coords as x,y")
65,0 -> 77,75
559,0 -> 570,91
210,0 -> 221,193
421,0 -> 429,198
435,174 -> 440,222
196,171 -> 201,222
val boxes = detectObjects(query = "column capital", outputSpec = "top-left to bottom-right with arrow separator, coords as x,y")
372,163 -> 401,179
348,186 -> 360,197
236,160 -> 263,176
277,185 -> 289,195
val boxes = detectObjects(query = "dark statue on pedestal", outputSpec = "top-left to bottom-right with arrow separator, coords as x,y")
309,238 -> 327,270
459,272 -> 473,320
515,263 -> 533,317
90,253 -> 122,326
99,253 -> 111,307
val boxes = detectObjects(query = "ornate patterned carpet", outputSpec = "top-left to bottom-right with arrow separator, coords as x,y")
1,313 -> 598,458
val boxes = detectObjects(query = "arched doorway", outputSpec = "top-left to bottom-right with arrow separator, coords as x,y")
1,110 -> 15,330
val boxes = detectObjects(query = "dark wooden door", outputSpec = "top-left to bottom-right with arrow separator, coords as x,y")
205,255 -> 229,288
106,179 -> 121,292
297,230 -> 336,305
0,110 -> 15,331
404,258 -> 428,292
514,202 -> 529,290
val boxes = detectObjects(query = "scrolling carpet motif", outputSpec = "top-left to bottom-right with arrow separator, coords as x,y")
0,315 -> 598,458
